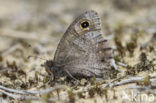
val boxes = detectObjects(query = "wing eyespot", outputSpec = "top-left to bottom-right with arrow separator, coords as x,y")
80,20 -> 91,31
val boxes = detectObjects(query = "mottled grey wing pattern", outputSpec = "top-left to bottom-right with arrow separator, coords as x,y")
46,10 -> 113,78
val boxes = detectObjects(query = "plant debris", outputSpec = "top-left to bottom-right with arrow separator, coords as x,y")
0,0 -> 156,103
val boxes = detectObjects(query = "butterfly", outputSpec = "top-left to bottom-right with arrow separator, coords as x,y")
44,10 -> 113,79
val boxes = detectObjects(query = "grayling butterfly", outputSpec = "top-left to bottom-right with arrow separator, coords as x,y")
44,10 -> 114,78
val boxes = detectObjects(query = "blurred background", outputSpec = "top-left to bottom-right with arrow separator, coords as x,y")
0,0 -> 156,48
0,0 -> 156,53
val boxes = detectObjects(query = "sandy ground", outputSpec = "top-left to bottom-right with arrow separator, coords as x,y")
0,0 -> 156,103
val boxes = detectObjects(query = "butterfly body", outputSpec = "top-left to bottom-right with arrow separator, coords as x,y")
45,10 -> 113,78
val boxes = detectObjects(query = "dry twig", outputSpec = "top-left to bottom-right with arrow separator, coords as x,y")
102,74 -> 156,88
0,29 -> 56,43
127,86 -> 156,95
0,89 -> 40,100
0,85 -> 67,95
0,85 -> 67,101
1,43 -> 21,57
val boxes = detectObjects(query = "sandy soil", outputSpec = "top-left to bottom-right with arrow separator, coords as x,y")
0,0 -> 155,103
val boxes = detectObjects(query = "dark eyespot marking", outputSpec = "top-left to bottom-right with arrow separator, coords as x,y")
81,21 -> 90,28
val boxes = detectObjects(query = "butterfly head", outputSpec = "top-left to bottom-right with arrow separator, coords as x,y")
43,60 -> 66,77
